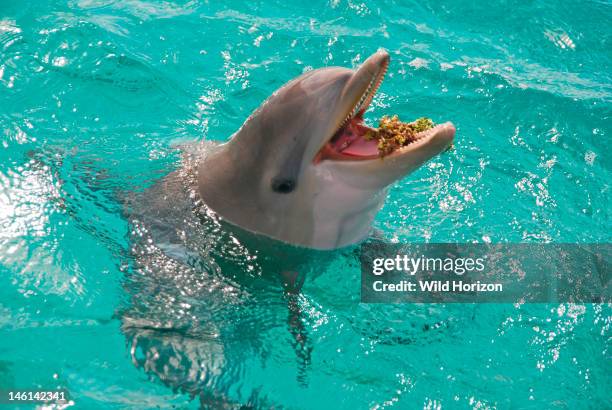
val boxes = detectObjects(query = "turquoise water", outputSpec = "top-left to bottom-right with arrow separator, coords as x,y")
1,1 -> 610,408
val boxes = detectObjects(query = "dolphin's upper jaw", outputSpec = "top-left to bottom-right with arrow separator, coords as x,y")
313,50 -> 455,165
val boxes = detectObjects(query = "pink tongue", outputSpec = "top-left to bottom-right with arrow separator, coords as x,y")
341,137 -> 379,156
330,119 -> 380,157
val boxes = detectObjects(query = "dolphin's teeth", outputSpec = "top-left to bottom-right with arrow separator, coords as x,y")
411,123 -> 444,142
329,56 -> 388,145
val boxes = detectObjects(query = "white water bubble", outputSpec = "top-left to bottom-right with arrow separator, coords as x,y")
584,151 -> 596,165
52,56 -> 68,67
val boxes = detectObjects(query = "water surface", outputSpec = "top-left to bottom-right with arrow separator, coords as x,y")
0,1 -> 610,408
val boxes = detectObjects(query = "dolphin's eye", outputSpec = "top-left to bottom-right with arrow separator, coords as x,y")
271,177 -> 295,194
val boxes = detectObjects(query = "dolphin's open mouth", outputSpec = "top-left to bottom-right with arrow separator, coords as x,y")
314,54 -> 453,163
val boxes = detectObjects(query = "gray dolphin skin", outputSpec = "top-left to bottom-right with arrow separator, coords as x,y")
198,49 -> 456,249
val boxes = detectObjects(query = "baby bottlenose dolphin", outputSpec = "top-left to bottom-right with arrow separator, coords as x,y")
198,50 -> 455,249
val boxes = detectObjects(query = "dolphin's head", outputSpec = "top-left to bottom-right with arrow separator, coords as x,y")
198,50 -> 455,249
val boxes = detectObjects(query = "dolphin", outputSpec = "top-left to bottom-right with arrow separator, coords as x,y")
197,49 -> 455,249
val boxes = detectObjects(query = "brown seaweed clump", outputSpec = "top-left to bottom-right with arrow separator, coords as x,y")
365,116 -> 435,157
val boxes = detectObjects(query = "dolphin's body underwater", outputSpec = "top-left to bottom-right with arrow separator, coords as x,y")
119,50 -> 456,406
198,50 -> 455,249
